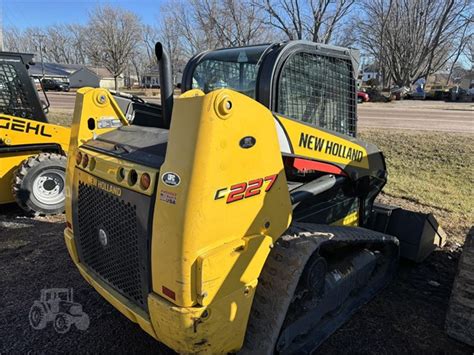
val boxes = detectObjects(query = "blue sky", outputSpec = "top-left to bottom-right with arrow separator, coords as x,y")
2,0 -> 163,29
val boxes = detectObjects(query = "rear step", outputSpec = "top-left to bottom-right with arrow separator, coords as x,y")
241,223 -> 399,354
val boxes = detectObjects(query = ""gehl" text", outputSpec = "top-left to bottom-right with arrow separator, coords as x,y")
0,117 -> 52,137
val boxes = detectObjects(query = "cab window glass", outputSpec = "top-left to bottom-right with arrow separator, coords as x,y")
277,52 -> 356,136
191,45 -> 270,99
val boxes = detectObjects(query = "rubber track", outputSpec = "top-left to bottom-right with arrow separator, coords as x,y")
241,223 -> 398,355
446,231 -> 474,346
11,152 -> 67,216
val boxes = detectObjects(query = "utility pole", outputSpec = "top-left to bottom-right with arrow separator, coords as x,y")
34,34 -> 46,78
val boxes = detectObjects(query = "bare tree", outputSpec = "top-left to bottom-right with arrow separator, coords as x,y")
192,0 -> 271,47
67,24 -> 88,64
446,23 -> 473,84
4,27 -> 41,54
85,5 -> 141,90
43,25 -> 75,64
161,1 -> 216,56
157,18 -> 188,84
142,24 -> 160,66
358,0 -> 473,87
255,0 -> 355,43
5,24 -> 92,65
161,0 -> 271,59
3,27 -> 23,52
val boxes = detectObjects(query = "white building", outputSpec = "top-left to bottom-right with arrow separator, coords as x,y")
69,67 -> 100,88
87,67 -> 124,89
29,62 -> 124,89
361,64 -> 380,83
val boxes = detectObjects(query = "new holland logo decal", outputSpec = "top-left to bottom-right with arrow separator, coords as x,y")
162,172 -> 181,187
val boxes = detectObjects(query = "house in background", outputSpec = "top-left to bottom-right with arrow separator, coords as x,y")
141,66 -> 160,88
87,67 -> 124,89
69,66 -> 100,88
29,62 -> 99,87
425,72 -> 452,88
141,65 -> 183,88
361,64 -> 380,84
28,62 -> 70,84
29,62 -> 124,89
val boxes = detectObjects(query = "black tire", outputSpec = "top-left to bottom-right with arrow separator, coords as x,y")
54,313 -> 72,334
29,304 -> 48,330
12,153 -> 67,215
357,97 -> 363,104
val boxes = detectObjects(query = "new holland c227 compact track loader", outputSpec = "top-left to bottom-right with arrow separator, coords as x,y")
64,42 -> 443,353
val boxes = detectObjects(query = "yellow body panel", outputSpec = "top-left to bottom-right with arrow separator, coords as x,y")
276,115 -> 369,169
148,281 -> 257,353
0,114 -> 71,204
0,114 -> 70,148
196,234 -> 273,306
152,90 -> 292,307
65,88 -> 128,227
76,147 -> 157,197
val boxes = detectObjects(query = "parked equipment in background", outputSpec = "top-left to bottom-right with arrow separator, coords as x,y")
41,78 -> 70,92
64,41 -> 443,353
425,85 -> 451,100
357,90 -> 369,103
365,87 -> 391,102
0,52 -> 120,214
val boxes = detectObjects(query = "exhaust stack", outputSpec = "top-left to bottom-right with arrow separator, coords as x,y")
155,42 -> 173,128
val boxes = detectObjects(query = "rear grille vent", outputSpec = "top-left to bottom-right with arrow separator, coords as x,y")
76,182 -> 148,309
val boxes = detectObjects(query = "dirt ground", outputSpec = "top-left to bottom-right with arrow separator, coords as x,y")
0,197 -> 472,354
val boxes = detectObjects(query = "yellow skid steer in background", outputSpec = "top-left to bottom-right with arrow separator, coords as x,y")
0,51 -> 141,215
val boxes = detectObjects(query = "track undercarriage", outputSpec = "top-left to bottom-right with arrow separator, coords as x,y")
243,224 -> 399,354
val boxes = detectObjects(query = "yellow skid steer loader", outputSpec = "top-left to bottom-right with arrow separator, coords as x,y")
64,42 -> 445,353
0,52 -> 142,215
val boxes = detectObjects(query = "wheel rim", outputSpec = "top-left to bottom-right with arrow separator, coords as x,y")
32,169 -> 65,205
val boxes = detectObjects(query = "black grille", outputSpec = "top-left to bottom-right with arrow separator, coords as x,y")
76,182 -> 149,310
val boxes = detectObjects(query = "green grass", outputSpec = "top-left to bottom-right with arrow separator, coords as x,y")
360,129 -> 473,240
47,109 -> 73,127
